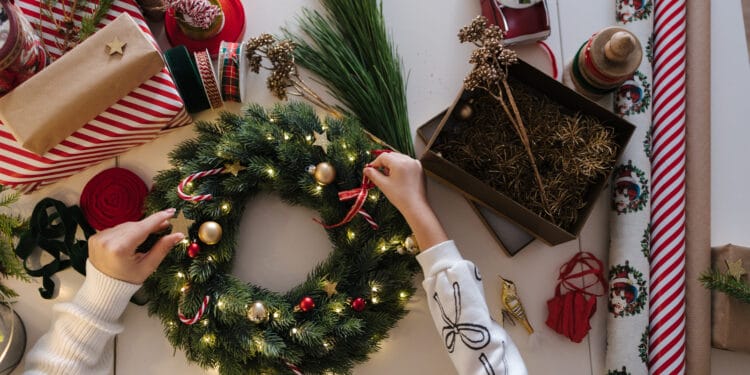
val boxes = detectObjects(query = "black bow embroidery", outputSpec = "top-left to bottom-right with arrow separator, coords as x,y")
434,282 -> 491,353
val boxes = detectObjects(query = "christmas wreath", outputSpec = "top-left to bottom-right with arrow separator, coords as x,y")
144,102 -> 420,374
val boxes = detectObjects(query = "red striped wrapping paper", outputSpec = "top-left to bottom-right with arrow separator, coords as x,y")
0,0 -> 191,193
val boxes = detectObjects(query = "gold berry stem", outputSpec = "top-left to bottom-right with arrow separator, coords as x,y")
499,79 -> 550,215
291,75 -> 343,119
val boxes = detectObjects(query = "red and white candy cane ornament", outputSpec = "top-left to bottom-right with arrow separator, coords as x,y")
286,362 -> 303,375
178,295 -> 210,325
177,167 -> 225,202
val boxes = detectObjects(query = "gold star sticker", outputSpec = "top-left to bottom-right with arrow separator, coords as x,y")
313,131 -> 330,154
322,279 -> 338,298
170,210 -> 195,236
223,161 -> 247,177
106,37 -> 127,55
726,259 -> 747,281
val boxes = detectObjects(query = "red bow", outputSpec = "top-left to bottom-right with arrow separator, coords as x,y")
316,150 -> 391,230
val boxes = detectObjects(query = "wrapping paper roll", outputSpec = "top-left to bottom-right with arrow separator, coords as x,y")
684,0 -> 712,373
605,1 -> 652,374
649,0 -> 688,373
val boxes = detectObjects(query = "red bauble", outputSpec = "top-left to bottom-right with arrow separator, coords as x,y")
298,297 -> 315,312
351,297 -> 366,312
187,242 -> 201,258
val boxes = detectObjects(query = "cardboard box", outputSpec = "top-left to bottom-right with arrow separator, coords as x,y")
417,110 -> 534,256
421,59 -> 635,246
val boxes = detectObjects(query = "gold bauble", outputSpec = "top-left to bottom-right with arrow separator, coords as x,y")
313,162 -> 336,185
247,301 -> 269,324
198,221 -> 223,245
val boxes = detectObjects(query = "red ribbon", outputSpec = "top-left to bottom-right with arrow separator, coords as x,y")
80,168 -> 148,231
545,252 -> 606,343
315,150 -> 391,230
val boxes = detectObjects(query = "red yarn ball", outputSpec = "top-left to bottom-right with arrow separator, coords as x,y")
80,168 -> 148,231
298,297 -> 315,312
187,242 -> 201,258
351,297 -> 366,312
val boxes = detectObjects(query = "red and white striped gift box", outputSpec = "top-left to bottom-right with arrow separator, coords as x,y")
0,0 -> 191,193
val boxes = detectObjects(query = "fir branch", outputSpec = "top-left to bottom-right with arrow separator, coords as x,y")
79,0 -> 114,41
285,0 -> 414,156
700,269 -> 750,304
0,185 -> 30,301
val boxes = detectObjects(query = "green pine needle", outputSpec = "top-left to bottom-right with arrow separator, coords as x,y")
700,269 -> 750,304
79,0 -> 115,41
0,185 -> 30,301
286,0 -> 415,156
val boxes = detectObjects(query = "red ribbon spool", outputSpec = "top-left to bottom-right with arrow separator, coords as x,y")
80,167 -> 148,231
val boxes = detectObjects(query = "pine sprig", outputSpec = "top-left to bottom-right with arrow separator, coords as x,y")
700,269 -> 750,304
79,0 -> 115,41
285,0 -> 414,156
0,185 -> 30,301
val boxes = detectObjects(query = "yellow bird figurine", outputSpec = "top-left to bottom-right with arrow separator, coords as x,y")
500,276 -> 534,334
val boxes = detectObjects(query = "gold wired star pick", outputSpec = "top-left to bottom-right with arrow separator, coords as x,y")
313,131 -> 330,153
726,259 -> 747,281
106,37 -> 127,55
223,161 -> 247,177
170,210 -> 195,235
322,279 -> 339,297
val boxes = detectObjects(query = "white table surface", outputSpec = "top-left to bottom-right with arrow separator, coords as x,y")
3,0 -> 750,374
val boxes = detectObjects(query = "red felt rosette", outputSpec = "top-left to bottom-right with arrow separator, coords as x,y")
80,168 -> 148,231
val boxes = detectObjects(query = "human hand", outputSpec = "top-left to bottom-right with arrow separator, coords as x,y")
364,152 -> 430,220
88,208 -> 185,284
364,152 -> 448,250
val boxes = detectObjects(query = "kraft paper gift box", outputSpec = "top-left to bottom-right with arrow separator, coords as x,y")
711,244 -> 750,353
0,13 -> 165,156
0,0 -> 190,193
421,59 -> 635,246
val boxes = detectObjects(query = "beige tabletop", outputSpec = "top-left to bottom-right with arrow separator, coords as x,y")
4,0 -> 750,374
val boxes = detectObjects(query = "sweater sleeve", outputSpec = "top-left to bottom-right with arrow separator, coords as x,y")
417,241 -> 528,375
24,260 -> 142,375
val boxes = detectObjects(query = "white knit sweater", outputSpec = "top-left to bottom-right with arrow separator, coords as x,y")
24,242 -> 526,375
417,241 -> 527,375
24,261 -> 140,375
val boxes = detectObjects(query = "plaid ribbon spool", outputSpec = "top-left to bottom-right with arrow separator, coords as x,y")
218,41 -> 241,102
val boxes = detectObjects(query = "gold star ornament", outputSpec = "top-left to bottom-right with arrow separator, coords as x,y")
322,279 -> 338,297
313,131 -> 330,153
170,210 -> 195,236
106,37 -> 127,55
223,161 -> 247,177
726,259 -> 747,281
